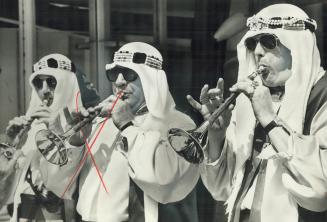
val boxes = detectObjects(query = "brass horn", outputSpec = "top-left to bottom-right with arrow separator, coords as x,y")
168,67 -> 269,164
35,108 -> 100,166
35,92 -> 130,166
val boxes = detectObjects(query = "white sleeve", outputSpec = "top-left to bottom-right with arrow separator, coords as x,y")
200,137 -> 236,201
121,125 -> 199,204
280,102 -> 327,211
39,142 -> 85,199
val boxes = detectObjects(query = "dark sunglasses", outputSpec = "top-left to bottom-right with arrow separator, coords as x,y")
244,34 -> 279,51
32,76 -> 57,89
106,66 -> 138,82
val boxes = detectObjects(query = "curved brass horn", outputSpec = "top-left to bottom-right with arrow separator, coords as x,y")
168,66 -> 269,164
35,109 -> 100,166
34,91 -> 143,166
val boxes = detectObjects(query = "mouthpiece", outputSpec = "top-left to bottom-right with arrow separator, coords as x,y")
118,91 -> 126,100
258,66 -> 269,75
248,66 -> 269,81
42,99 -> 49,106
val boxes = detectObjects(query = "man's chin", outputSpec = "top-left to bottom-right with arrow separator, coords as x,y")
263,82 -> 274,87
263,80 -> 285,88
262,77 -> 277,87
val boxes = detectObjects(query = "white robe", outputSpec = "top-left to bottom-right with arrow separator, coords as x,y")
201,101 -> 327,222
77,112 -> 199,222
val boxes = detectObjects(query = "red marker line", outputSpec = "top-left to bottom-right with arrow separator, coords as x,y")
75,91 -> 80,113
75,91 -> 108,193
60,91 -> 123,197
81,129 -> 109,193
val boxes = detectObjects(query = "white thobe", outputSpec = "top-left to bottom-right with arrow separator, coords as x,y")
201,102 -> 327,222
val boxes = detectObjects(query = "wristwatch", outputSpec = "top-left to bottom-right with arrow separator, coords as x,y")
119,121 -> 134,131
263,117 -> 291,135
263,119 -> 278,134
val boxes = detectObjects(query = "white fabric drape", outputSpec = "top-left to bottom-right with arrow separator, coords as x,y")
11,54 -> 84,221
78,43 -> 200,222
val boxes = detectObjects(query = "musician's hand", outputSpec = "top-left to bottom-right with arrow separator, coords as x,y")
230,80 -> 275,126
64,107 -> 91,147
31,168 -> 45,191
97,95 -> 134,130
6,116 -> 32,140
29,103 -> 52,121
32,107 -> 64,137
29,150 -> 47,191
187,78 -> 233,131
188,79 -> 224,117
29,104 -> 65,133
0,150 -> 24,207
96,95 -> 116,118
0,149 -> 23,177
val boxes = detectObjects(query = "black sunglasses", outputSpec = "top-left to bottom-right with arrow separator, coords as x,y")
32,76 -> 57,89
244,34 -> 279,51
106,66 -> 138,82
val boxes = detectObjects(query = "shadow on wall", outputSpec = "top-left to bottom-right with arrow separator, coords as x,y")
75,69 -> 100,108
222,57 -> 239,98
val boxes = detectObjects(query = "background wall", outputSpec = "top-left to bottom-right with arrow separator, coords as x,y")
0,29 -> 19,132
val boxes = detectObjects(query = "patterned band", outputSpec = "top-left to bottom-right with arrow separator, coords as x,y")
33,58 -> 76,73
113,51 -> 163,70
247,15 -> 317,32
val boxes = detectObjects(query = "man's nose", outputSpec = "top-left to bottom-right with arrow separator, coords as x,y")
254,42 -> 266,61
115,73 -> 127,87
41,80 -> 51,93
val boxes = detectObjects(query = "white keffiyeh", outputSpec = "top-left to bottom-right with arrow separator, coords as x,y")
224,4 -> 326,222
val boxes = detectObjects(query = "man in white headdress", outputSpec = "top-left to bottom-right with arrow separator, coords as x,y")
188,3 -> 327,222
77,42 -> 199,222
5,54 -> 88,221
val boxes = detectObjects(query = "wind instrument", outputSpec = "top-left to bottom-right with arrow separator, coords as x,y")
167,66 -> 269,164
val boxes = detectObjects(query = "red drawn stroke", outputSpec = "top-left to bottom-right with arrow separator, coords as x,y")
60,91 -> 123,198
74,92 -> 109,193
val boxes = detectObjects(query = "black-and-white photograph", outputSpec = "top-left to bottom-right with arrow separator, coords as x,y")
0,0 -> 327,221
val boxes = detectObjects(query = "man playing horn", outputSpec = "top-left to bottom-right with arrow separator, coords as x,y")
190,4 -> 327,222
77,42 -> 200,222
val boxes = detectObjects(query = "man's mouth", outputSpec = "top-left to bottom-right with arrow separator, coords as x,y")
121,92 -> 131,100
258,64 -> 271,79
43,96 -> 53,106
